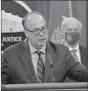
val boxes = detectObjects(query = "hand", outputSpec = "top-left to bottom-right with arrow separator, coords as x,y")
50,27 -> 64,44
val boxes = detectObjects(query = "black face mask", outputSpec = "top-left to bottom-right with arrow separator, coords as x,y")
65,32 -> 80,47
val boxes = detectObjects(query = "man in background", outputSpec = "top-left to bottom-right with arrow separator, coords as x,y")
51,16 -> 87,81
61,17 -> 87,68
2,12 -> 88,84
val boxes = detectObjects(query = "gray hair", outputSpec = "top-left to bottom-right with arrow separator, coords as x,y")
61,17 -> 82,31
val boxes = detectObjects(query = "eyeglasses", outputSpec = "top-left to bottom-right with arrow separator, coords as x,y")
25,25 -> 48,36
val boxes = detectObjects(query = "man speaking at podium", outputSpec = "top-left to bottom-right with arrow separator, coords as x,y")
1,11 -> 88,84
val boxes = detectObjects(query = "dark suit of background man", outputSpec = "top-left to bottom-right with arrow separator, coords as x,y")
1,12 -> 88,84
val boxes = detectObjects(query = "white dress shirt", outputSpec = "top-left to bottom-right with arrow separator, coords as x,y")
28,41 -> 46,74
65,43 -> 81,63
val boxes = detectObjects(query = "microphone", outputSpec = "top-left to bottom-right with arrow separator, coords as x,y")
48,54 -> 56,83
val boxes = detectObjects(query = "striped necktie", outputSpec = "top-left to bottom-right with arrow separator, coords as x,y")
36,51 -> 45,83
71,49 -> 78,61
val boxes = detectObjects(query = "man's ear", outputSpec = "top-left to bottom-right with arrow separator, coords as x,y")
24,30 -> 28,37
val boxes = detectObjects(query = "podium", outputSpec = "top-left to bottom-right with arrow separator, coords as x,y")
2,82 -> 88,91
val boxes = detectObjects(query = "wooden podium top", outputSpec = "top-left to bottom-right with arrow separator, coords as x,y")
2,82 -> 88,91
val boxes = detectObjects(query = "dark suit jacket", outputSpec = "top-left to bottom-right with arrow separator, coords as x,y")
1,39 -> 88,84
64,45 -> 88,82
79,45 -> 88,68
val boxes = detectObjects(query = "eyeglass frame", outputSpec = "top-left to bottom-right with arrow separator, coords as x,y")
24,25 -> 49,36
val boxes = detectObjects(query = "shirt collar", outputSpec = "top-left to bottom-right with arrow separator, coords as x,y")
28,40 -> 46,55
65,43 -> 80,52
39,44 -> 46,54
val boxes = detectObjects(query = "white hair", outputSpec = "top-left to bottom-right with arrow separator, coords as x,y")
61,17 -> 82,31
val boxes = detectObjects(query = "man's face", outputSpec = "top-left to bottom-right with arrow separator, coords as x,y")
24,13 -> 48,49
63,21 -> 81,47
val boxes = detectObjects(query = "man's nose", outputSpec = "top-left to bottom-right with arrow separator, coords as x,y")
40,30 -> 44,36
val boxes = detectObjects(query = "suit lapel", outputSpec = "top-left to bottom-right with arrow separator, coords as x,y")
79,45 -> 83,62
21,38 -> 37,83
44,42 -> 56,82
79,45 -> 87,66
